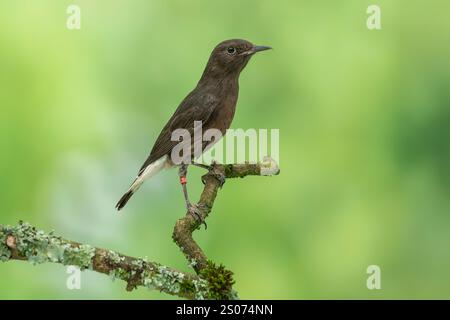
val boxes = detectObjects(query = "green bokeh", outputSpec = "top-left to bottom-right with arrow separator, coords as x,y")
1,0 -> 449,299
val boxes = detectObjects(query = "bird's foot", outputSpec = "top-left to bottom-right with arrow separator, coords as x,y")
187,203 -> 207,229
197,161 -> 226,187
209,161 -> 226,188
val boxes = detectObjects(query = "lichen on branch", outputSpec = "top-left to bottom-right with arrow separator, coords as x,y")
0,157 -> 279,300
0,221 -> 208,299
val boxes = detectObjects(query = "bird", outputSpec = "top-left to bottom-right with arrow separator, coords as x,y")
116,39 -> 271,219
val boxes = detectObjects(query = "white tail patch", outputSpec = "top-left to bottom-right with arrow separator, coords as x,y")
129,155 -> 169,192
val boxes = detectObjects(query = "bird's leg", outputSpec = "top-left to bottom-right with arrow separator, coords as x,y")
191,161 -> 210,170
192,160 -> 226,187
178,164 -> 196,214
178,164 -> 207,229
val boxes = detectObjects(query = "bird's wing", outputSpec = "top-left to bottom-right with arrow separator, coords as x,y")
138,92 -> 218,175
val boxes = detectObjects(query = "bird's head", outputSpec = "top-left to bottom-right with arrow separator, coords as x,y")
201,39 -> 271,80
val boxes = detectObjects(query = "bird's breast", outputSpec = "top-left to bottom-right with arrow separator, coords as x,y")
206,80 -> 239,134
206,93 -> 238,135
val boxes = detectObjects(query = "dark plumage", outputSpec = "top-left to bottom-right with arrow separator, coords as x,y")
116,39 -> 271,211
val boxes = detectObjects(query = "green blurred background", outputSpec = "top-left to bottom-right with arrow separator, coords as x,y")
1,0 -> 450,299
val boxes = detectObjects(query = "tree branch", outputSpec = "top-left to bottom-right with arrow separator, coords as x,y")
0,222 -> 208,299
172,157 -> 280,272
0,157 -> 279,299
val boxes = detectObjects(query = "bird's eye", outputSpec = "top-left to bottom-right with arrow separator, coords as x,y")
227,47 -> 236,55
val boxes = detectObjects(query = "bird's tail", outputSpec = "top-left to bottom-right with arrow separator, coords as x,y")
115,177 -> 143,210
115,155 -> 169,211
116,189 -> 135,210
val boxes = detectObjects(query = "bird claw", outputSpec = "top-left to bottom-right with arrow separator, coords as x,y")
212,172 -> 226,187
210,163 -> 226,188
187,203 -> 207,229
194,161 -> 225,187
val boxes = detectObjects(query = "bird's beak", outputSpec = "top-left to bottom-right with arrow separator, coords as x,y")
242,45 -> 272,56
252,45 -> 272,53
